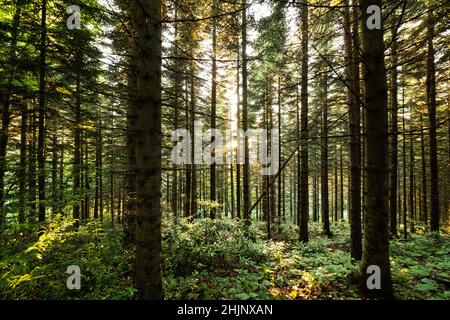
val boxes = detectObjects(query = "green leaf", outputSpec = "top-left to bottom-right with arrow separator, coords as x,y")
236,293 -> 250,300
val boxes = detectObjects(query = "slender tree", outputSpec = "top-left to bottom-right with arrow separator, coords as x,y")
133,0 -> 163,300
426,13 -> 439,233
299,0 -> 309,242
359,0 -> 393,298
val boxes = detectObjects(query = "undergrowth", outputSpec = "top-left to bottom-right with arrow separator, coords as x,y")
0,215 -> 448,300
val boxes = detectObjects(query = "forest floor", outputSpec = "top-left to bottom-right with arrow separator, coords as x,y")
0,215 -> 449,300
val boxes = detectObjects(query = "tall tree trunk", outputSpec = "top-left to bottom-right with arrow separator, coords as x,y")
359,0 -> 393,298
269,86 -> 276,234
349,0 -> 362,260
334,146 -> 338,222
133,0 -> 163,300
321,70 -> 332,236
312,148 -> 318,222
296,85 -> 301,228
19,103 -> 28,223
189,60 -> 197,218
0,0 -> 23,230
94,111 -> 101,219
402,96 -> 407,239
51,122 -> 58,216
58,137 -> 64,213
230,155 -> 235,218
171,5 -> 180,219
344,0 -> 362,258
340,146 -> 344,221
125,29 -> 137,243
28,107 -> 37,222
184,80 -> 191,217
73,70 -> 81,226
389,26 -> 398,237
426,15 -> 440,233
277,76 -> 282,227
210,0 -> 217,219
419,112 -> 428,225
409,119 -> 415,233
242,1 -> 250,225
80,132 -> 85,220
84,140 -> 89,220
236,47 -> 241,219
263,87 -> 270,238
299,0 -> 309,242
37,0 -> 47,223
110,144 -> 114,228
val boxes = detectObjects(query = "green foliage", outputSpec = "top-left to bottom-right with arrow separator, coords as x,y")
162,217 -> 268,276
1,216 -> 448,300
390,233 -> 450,300
0,215 -> 134,299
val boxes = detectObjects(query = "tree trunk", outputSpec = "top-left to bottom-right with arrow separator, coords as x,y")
242,2 -> 250,225
28,107 -> 37,222
0,0 -> 23,229
409,120 -> 415,233
389,25 -> 398,237
296,87 -> 301,227
340,146 -> 344,221
344,0 -> 362,258
359,0 -> 393,298
73,70 -> 81,225
51,122 -> 58,216
236,47 -> 241,220
19,103 -> 27,224
125,30 -> 137,243
171,6 -> 179,219
402,97 -> 407,239
133,0 -> 163,300
189,60 -> 197,218
299,0 -> 309,242
321,70 -> 332,236
37,0 -> 47,223
84,140 -> 89,220
94,111 -> 101,219
277,76 -> 282,227
426,16 -> 439,233
312,148 -> 318,222
419,112 -> 428,225
184,80 -> 191,217
210,0 -> 217,219
58,137 -> 64,213
334,146 -> 338,222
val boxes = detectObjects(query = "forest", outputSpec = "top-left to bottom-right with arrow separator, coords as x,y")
0,0 -> 449,301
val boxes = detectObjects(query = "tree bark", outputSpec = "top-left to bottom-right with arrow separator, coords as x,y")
0,0 -> 23,230
51,122 -> 58,216
359,0 -> 393,298
426,16 -> 440,233
321,70 -> 332,236
419,112 -> 428,224
133,0 -> 163,300
125,23 -> 137,243
344,0 -> 362,258
389,25 -> 398,237
242,2 -> 250,225
210,0 -> 217,219
37,0 -> 47,223
73,67 -> 82,226
19,103 -> 27,224
299,0 -> 309,242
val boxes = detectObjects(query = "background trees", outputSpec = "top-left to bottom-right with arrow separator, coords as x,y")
0,0 -> 448,300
